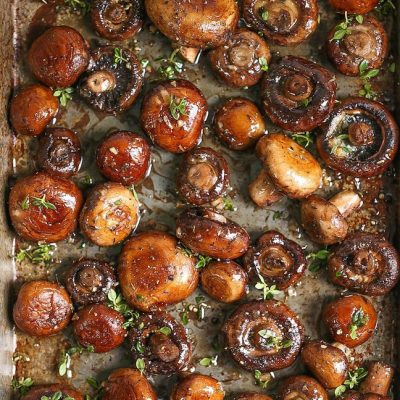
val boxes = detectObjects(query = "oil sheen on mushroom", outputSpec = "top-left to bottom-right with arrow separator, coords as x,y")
278,375 -> 328,400
21,384 -> 84,400
328,0 -> 379,14
171,374 -> 225,400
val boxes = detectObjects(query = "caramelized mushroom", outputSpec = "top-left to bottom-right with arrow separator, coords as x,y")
65,258 -> 117,307
73,303 -> 126,353
79,182 -> 139,247
223,300 -> 304,372
9,84 -> 59,136
316,97 -> 399,177
322,294 -> 378,348
144,0 -> 239,49
176,208 -> 250,259
261,56 -> 336,132
37,128 -> 82,177
208,28 -> 271,88
102,368 -> 157,400
213,98 -> 266,150
28,26 -> 89,88
243,0 -> 318,46
171,374 -> 225,400
141,79 -> 207,153
328,233 -> 400,296
278,375 -> 328,400
90,0 -> 143,41
248,169 -> 284,208
243,231 -> 307,290
13,280 -> 73,337
328,0 -> 379,14
359,361 -> 394,396
78,46 -> 143,114
327,16 -> 387,77
341,392 -> 390,400
200,260 -> 248,303
300,190 -> 362,245
9,172 -> 83,243
118,231 -> 199,311
177,147 -> 230,205
232,394 -> 273,400
128,311 -> 191,374
301,339 -> 348,389
96,131 -> 151,185
21,384 -> 84,400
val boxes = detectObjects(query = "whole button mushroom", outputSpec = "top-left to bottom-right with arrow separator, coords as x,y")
171,374 -> 225,400
278,375 -> 328,400
300,190 -> 362,245
9,172 -> 83,243
341,392 -> 391,400
28,26 -> 89,88
328,0 -> 379,14
21,384 -> 84,400
13,281 -> 73,337
9,84 -> 59,136
118,231 -> 199,311
232,394 -> 273,400
359,361 -> 395,397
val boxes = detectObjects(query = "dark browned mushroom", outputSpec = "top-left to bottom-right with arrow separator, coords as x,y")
28,26 -> 89,88
261,56 -> 337,132
21,384 -> 84,400
213,98 -> 266,151
278,375 -> 328,400
177,147 -> 230,206
171,374 -> 225,400
317,97 -> 399,177
90,0 -> 143,41
341,392 -> 390,400
248,169 -> 284,208
328,0 -> 379,14
65,258 -> 117,307
232,394 -> 273,400
128,311 -> 191,375
176,207 -> 250,259
300,190 -> 362,245
208,28 -> 271,88
327,16 -> 387,77
242,0 -> 318,46
141,79 -> 207,153
223,300 -> 304,372
243,231 -> 307,290
78,46 -> 143,114
359,361 -> 394,396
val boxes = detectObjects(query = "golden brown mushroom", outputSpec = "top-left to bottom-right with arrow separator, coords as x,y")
278,375 -> 328,400
328,0 -> 379,14
21,384 -> 83,400
171,374 -> 225,400
359,362 -> 394,397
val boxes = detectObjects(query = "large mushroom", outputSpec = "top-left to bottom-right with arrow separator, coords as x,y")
278,376 -> 328,400
328,0 -> 379,14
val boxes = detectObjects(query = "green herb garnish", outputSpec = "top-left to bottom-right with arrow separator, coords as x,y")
11,377 -> 34,395
335,368 -> 368,397
31,194 -> 56,210
349,309 -> 369,340
255,275 -> 281,300
292,132 -> 314,148
58,345 -> 94,377
113,48 -> 129,67
16,243 -> 56,265
307,248 -> 330,272
157,48 -> 184,79
259,57 -> 269,72
169,95 -> 188,120
54,87 -> 74,107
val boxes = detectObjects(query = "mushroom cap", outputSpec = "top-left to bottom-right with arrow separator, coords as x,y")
256,134 -> 322,198
300,194 -> 348,245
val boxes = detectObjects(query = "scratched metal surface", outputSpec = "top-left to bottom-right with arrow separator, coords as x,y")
4,0 -> 400,399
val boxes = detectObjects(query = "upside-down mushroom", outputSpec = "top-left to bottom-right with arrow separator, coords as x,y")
359,361 -> 395,397
171,374 -> 225,400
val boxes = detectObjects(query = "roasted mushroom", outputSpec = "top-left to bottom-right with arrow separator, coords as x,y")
118,231 -> 199,311
200,260 -> 248,303
223,300 -> 304,372
171,374 -> 225,400
341,392 -> 390,400
300,190 -> 362,245
208,28 -> 271,88
327,16 -> 387,77
328,233 -> 400,296
78,46 -> 143,114
9,84 -> 59,136
144,0 -> 239,49
96,131 -> 151,185
213,98 -> 266,150
278,375 -> 328,400
141,79 -> 207,153
73,303 -> 126,353
90,0 -> 143,41
102,368 -> 157,400
65,258 -> 117,307
248,169 -> 284,208
243,231 -> 307,290
359,361 -> 394,396
176,207 -> 250,259
322,294 -> 378,348
261,56 -> 337,132
232,394 -> 273,400
79,182 -> 140,247
128,311 -> 191,374
328,0 -> 379,14
28,26 -> 89,88
36,127 -> 82,177
301,339 -> 348,389
9,172 -> 83,243
177,147 -> 230,205
317,97 -> 399,177
21,384 -> 84,400
13,280 -> 73,337
242,0 -> 319,46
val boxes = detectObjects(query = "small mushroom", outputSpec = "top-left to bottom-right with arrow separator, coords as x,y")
232,394 -> 273,400
213,97 -> 266,151
278,375 -> 328,400
359,361 -> 394,397
208,28 -> 271,88
9,84 -> 59,136
248,169 -> 284,208
21,384 -> 84,400
171,374 -> 225,400
78,46 -> 143,114
90,0 -> 143,41
328,0 -> 379,14
300,190 -> 362,245
341,392 -> 390,400
242,0 -> 319,46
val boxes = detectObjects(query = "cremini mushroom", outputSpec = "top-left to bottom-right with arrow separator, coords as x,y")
359,361 -> 394,397
328,0 -> 379,14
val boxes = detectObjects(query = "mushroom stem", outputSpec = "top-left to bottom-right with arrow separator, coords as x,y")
359,361 -> 394,396
149,332 -> 180,362
177,46 -> 201,64
85,70 -> 116,93
330,190 -> 362,218
248,168 -> 284,208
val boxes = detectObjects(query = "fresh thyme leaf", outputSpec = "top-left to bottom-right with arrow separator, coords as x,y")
157,326 -> 172,335
389,62 -> 396,73
359,81 -> 377,100
272,210 -> 284,220
113,48 -> 129,67
58,345 -> 94,377
16,243 -> 56,265
11,377 -> 34,395
169,95 -> 188,120
292,132 -> 314,148
199,356 -> 218,367
307,248 -> 330,272
64,0 -> 90,14
136,358 -> 146,373
355,14 -> 364,24
195,255 -> 212,269
259,57 -> 269,72
298,98 -> 310,108
54,87 -> 74,107
331,134 -> 355,156
223,197 -> 235,211
20,195 -> 30,210
255,275 -> 281,300
157,49 -> 184,79
135,341 -> 145,353
254,369 -> 270,388
359,60 -> 380,80
335,368 -> 368,397
260,9 -> 269,21
330,13 -> 352,41
107,288 -> 140,329
31,194 -> 56,210
141,58 -> 150,69
349,309 -> 369,340
181,307 -> 190,325
258,330 -> 293,350
195,295 -> 207,320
